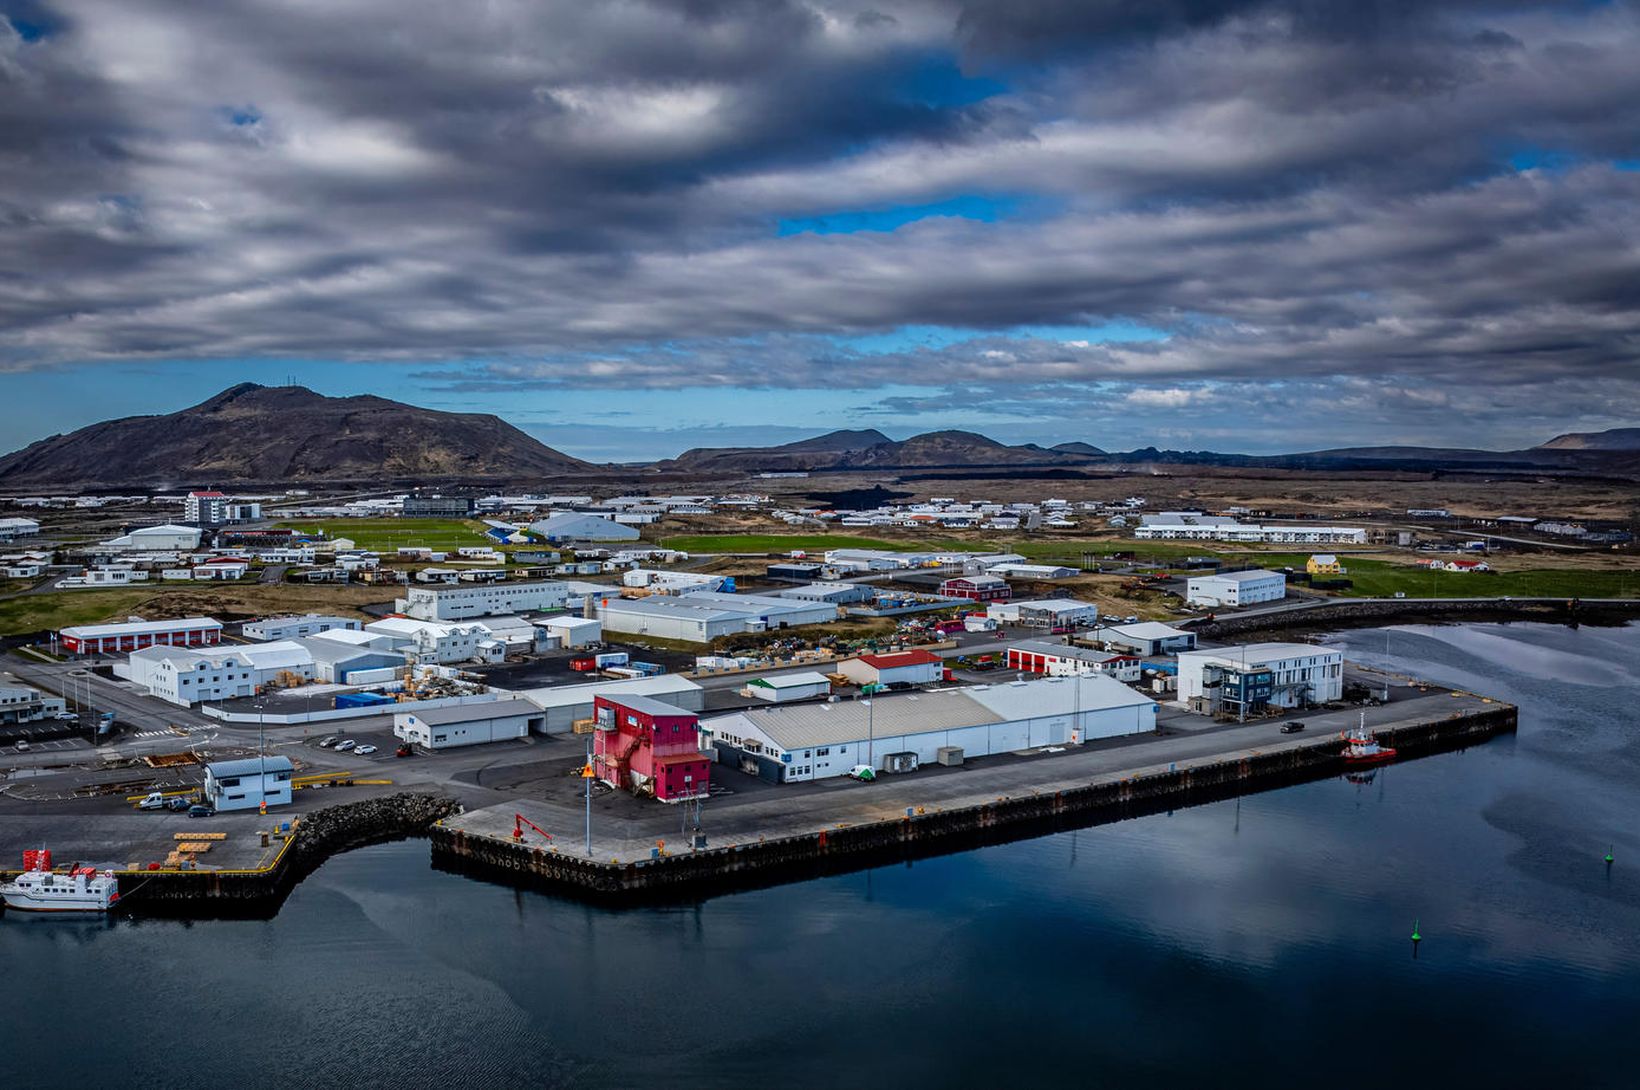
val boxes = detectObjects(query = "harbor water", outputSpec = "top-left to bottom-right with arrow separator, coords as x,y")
3,623 -> 1638,1088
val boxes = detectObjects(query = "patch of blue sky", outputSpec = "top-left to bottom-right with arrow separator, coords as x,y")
1506,146 -> 1640,173
830,320 -> 1166,355
895,55 -> 1008,109
220,105 -> 263,127
777,194 -> 1019,236
5,16 -> 51,41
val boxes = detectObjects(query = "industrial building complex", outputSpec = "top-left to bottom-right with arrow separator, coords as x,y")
706,674 -> 1157,783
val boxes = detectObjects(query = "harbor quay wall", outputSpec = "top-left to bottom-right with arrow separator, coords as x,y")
429,704 -> 1517,903
1196,597 -> 1640,639
14,793 -> 462,917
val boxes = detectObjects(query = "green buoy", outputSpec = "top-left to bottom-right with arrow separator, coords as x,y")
1606,845 -> 1615,866
1411,918 -> 1421,943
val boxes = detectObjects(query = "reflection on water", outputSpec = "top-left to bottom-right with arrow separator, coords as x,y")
3,623 -> 1637,1089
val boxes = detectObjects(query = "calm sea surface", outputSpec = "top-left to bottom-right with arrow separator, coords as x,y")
4,623 -> 1638,1089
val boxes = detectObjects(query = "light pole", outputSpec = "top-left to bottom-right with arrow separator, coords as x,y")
867,691 -> 875,770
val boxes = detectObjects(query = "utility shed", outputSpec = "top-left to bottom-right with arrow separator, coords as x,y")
203,755 -> 294,812
394,698 -> 544,749
746,671 -> 833,702
534,615 -> 602,648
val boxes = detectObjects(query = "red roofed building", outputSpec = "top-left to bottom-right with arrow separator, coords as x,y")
185,490 -> 229,525
836,648 -> 944,688
939,574 -> 1012,602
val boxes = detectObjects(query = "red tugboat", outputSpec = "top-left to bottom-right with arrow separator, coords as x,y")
1342,713 -> 1397,766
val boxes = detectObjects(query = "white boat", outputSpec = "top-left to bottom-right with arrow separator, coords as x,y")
2,866 -> 120,913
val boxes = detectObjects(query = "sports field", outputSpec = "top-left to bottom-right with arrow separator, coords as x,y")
275,518 -> 492,551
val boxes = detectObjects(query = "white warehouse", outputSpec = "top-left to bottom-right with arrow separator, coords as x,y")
394,698 -> 545,749
1185,569 -> 1286,608
597,592 -> 837,642
987,598 -> 1099,628
123,641 -> 315,706
243,614 -> 362,641
706,673 -> 1156,783
395,580 -> 569,621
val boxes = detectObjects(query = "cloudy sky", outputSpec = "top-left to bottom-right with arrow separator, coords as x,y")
3,0 -> 1638,461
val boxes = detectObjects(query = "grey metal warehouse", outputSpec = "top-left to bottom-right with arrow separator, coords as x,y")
705,673 -> 1156,783
394,698 -> 545,750
516,675 -> 706,734
597,592 -> 837,642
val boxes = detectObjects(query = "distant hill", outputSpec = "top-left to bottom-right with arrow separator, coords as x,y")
1537,428 -> 1640,451
661,427 -> 1103,472
660,424 -> 1640,479
0,383 -> 591,488
777,429 -> 893,453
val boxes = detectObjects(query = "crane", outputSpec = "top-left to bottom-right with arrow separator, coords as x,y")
511,813 -> 554,845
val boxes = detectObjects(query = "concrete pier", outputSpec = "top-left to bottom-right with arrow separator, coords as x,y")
431,690 -> 1517,901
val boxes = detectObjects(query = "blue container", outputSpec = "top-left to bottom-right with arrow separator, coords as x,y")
334,691 -> 395,709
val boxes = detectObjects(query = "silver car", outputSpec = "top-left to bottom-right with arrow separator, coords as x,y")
353,744 -> 378,755
334,739 -> 356,751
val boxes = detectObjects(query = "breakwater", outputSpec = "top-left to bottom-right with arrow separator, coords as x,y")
1197,597 -> 1640,639
430,703 -> 1517,904
96,792 -> 456,918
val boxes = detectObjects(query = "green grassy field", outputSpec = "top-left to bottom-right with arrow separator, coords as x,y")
0,589 -> 155,636
1314,558 -> 1636,599
276,518 -> 492,551
659,533 -> 982,554
1179,552 -> 1638,600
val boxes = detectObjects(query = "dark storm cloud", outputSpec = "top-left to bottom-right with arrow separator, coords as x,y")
1,0 -> 1638,443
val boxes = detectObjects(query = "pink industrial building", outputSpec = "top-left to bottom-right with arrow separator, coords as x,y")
592,694 -> 710,803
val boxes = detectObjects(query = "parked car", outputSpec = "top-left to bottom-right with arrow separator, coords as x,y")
55,711 -> 78,721
165,796 -> 191,811
353,744 -> 378,755
1280,721 -> 1307,734
847,765 -> 876,782
318,736 -> 340,748
137,791 -> 167,810
187,804 -> 215,818
13,740 -> 29,752
334,739 -> 356,751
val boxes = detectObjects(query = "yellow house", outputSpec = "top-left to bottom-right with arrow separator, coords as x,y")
1307,553 -> 1345,575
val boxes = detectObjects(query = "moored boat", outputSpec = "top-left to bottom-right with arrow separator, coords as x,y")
1341,715 -> 1397,766
2,853 -> 120,914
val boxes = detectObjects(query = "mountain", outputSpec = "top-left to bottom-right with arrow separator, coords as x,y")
1537,428 -> 1640,451
0,383 -> 591,488
658,424 -> 1640,479
778,429 -> 893,453
661,427 -> 1101,473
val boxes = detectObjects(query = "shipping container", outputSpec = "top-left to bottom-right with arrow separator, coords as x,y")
334,691 -> 396,709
